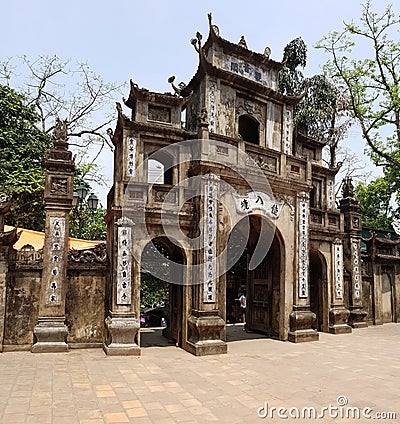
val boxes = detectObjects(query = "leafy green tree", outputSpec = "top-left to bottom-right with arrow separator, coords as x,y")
317,0 -> 400,172
1,55 -> 115,234
279,38 -> 351,167
69,204 -> 106,241
69,164 -> 106,240
0,84 -> 51,230
140,273 -> 169,308
355,177 -> 393,230
279,37 -> 307,97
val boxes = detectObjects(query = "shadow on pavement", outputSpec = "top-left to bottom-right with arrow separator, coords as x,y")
140,323 -> 267,348
226,323 -> 267,342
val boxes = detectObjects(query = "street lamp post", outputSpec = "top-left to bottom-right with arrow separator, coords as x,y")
72,185 -> 99,238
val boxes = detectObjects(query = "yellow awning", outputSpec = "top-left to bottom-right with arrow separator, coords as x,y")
4,225 -> 100,251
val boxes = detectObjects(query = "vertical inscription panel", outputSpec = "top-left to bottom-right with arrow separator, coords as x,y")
45,217 -> 66,306
117,226 -> 132,305
284,109 -> 292,155
333,239 -> 344,299
203,176 -> 218,303
327,179 -> 335,210
298,194 -> 309,299
208,79 -> 217,134
126,137 -> 137,178
351,238 -> 362,304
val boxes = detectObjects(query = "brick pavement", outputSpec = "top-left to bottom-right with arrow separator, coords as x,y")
0,324 -> 399,424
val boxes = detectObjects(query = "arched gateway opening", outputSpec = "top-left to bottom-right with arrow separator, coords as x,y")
226,215 -> 283,338
140,237 -> 185,347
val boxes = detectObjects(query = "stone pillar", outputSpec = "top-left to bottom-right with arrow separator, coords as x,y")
103,216 -> 140,356
329,238 -> 352,334
186,173 -> 227,356
340,177 -> 367,328
32,119 -> 74,353
0,195 -> 19,352
288,191 -> 319,342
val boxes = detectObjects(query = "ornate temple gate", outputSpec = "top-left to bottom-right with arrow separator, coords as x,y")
229,215 -> 282,338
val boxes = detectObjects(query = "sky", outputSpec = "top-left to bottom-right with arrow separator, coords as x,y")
1,0 -> 397,203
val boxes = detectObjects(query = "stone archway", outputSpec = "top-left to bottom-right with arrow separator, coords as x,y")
226,215 -> 283,338
309,250 -> 328,332
140,237 -> 185,346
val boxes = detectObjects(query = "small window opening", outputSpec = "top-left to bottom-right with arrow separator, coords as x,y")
238,115 -> 260,145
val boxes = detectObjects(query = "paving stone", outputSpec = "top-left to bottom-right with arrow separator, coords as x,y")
0,325 -> 400,423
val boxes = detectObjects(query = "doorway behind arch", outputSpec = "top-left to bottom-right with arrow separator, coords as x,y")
382,272 -> 394,323
309,250 -> 329,332
226,215 -> 282,340
140,238 -> 184,348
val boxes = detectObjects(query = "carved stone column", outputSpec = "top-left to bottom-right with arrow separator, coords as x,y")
104,216 -> 140,356
186,173 -> 227,356
0,195 -> 19,352
329,238 -> 352,334
288,191 -> 319,342
340,177 -> 367,328
32,119 -> 74,353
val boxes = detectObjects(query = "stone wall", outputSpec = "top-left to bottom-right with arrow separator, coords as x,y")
66,267 -> 106,346
1,244 -> 107,350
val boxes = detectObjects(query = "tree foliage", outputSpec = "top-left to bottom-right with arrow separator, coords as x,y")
317,0 -> 400,172
0,84 -> 51,230
0,55 -> 122,232
279,37 -> 308,97
140,273 -> 169,308
279,38 -> 351,167
355,177 -> 394,230
69,204 -> 106,241
69,164 -> 106,241
1,55 -> 123,151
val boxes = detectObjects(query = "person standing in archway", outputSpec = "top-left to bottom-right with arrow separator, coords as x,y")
239,291 -> 247,331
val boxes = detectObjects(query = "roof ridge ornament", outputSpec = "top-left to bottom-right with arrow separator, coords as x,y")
207,12 -> 220,37
264,46 -> 271,59
190,31 -> 203,54
238,35 -> 248,49
116,102 -> 129,121
167,76 -> 187,96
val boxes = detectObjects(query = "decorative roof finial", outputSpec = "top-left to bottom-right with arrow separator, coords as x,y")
53,117 -> 68,149
208,12 -> 220,37
238,35 -> 248,49
167,76 -> 187,96
264,46 -> 271,59
190,31 -> 203,53
342,176 -> 354,198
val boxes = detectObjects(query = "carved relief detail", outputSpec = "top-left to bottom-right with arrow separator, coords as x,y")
50,177 -> 68,195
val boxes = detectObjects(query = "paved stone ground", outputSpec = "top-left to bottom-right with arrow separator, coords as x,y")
0,323 -> 399,424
